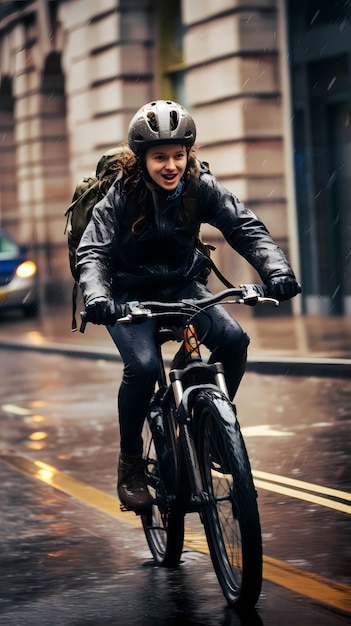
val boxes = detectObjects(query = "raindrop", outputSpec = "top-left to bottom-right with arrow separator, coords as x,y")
332,285 -> 341,299
327,171 -> 336,189
310,10 -> 320,25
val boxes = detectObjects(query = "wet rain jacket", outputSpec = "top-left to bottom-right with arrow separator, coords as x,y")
76,160 -> 296,305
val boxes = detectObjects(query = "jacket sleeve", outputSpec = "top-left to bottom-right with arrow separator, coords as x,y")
76,180 -> 121,305
197,173 -> 296,282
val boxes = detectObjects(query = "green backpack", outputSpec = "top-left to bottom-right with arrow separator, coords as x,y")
65,146 -> 134,282
64,146 -> 134,329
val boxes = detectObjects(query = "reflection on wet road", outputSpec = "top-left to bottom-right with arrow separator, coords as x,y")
1,450 -> 350,615
1,348 -> 350,625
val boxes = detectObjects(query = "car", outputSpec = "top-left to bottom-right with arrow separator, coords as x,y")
0,228 -> 40,317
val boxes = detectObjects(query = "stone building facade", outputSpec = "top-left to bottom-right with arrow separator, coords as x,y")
0,0 -> 350,315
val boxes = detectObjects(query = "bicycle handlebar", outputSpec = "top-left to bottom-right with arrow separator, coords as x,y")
117,285 -> 280,323
79,284 -> 281,332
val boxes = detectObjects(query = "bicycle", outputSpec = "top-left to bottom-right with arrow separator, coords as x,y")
88,284 -> 278,608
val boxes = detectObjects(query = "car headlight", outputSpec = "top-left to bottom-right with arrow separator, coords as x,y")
16,260 -> 37,278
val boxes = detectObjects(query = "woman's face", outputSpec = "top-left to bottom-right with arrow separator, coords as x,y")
145,144 -> 187,191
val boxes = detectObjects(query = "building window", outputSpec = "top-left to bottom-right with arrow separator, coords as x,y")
155,0 -> 185,102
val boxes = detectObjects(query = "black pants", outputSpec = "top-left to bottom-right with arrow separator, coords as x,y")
108,282 -> 250,457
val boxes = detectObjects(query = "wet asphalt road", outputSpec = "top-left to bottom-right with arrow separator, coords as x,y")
1,347 -> 350,625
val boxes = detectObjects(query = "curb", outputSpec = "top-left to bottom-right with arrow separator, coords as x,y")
0,339 -> 350,378
245,356 -> 351,378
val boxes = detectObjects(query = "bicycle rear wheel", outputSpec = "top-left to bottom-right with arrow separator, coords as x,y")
141,404 -> 184,566
194,390 -> 262,608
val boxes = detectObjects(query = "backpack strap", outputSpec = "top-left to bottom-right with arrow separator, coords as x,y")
71,281 -> 79,332
194,237 -> 235,289
181,195 -> 235,289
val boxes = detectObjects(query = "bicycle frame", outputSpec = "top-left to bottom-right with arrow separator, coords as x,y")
153,321 -> 235,512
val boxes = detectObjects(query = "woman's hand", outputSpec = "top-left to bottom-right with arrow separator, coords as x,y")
85,297 -> 117,325
265,276 -> 301,302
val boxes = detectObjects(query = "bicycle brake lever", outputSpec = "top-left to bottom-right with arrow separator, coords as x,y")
117,301 -> 152,323
257,296 -> 280,307
239,285 -> 279,307
240,284 -> 262,306
117,314 -> 133,323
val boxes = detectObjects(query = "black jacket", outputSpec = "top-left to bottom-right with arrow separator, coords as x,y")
76,160 -> 296,305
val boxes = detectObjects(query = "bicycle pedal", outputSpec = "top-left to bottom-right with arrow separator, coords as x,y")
119,503 -> 131,512
119,502 -> 149,516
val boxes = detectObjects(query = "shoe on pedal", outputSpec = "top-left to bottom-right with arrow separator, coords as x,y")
117,453 -> 151,512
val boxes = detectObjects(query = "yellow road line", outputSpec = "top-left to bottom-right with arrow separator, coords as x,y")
1,451 -> 350,614
183,528 -> 351,613
0,453 -> 142,529
262,556 -> 351,613
254,479 -> 351,515
214,468 -> 351,513
253,469 -> 351,503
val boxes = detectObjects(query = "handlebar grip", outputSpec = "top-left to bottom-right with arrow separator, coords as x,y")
79,311 -> 88,333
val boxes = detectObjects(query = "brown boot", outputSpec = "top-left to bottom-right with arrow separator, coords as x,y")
117,453 -> 151,512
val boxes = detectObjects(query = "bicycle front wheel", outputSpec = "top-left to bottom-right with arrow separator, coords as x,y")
194,390 -> 262,608
141,407 -> 184,567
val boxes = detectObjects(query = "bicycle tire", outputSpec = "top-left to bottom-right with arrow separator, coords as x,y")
141,405 -> 185,566
194,390 -> 262,608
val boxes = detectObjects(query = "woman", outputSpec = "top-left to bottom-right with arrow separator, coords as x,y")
76,100 -> 300,512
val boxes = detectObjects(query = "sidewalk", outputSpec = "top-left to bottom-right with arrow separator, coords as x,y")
0,304 -> 350,377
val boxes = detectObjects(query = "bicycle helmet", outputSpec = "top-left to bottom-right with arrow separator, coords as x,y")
128,100 -> 196,157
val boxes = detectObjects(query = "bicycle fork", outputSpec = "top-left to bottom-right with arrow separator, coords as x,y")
170,324 -> 229,406
168,324 -> 230,511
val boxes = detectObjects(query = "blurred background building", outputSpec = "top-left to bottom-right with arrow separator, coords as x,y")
0,0 -> 350,316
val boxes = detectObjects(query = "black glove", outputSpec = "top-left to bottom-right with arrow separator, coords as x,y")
265,276 -> 301,302
85,297 -> 117,325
